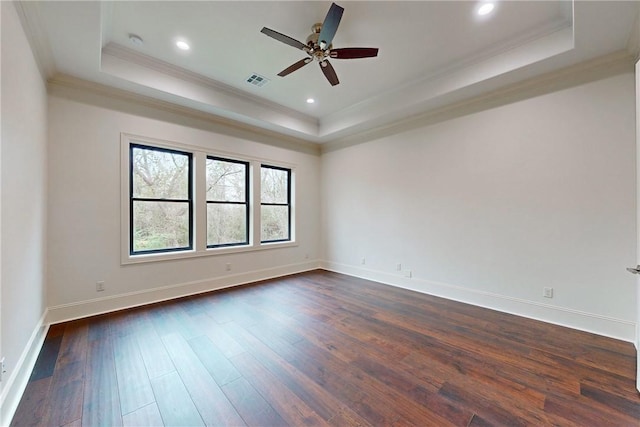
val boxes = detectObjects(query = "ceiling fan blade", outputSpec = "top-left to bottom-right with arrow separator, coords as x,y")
260,27 -> 308,51
277,58 -> 312,77
330,47 -> 379,59
320,60 -> 339,86
318,3 -> 344,49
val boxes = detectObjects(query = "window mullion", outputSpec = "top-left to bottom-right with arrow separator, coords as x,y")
251,161 -> 260,247
194,151 -> 207,252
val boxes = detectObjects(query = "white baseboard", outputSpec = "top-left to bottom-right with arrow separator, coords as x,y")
320,260 -> 637,343
46,260 -> 321,325
0,311 -> 48,427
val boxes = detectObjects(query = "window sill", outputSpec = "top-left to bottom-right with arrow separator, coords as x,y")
122,240 -> 297,265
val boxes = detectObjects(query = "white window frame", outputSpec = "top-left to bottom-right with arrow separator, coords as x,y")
120,133 -> 296,265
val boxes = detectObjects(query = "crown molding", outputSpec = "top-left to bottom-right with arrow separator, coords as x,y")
13,0 -> 56,80
47,74 -> 321,156
319,23 -> 575,140
47,48 -> 633,158
322,50 -> 635,154
102,43 -> 317,129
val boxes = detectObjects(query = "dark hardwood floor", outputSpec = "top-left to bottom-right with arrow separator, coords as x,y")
11,270 -> 640,426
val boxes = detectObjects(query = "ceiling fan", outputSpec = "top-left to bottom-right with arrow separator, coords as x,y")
260,2 -> 379,86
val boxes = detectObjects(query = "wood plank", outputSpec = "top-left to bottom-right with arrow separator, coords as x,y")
157,303 -> 203,340
189,311 -> 246,358
326,408 -> 373,427
350,355 -> 473,426
221,377 -> 287,427
162,333 -> 246,426
229,351 -> 330,427
113,333 -> 155,415
222,321 -> 369,425
290,338 -> 453,426
44,320 -> 89,427
579,373 -> 639,405
122,403 -> 164,427
580,383 -> 640,419
236,290 -> 473,425
134,312 -> 175,379
438,381 -> 530,426
188,335 -> 242,386
150,371 -> 205,427
43,361 -> 86,427
109,310 -> 143,338
82,335 -> 122,426
544,391 -> 639,426
466,413 -> 495,427
87,314 -> 112,343
47,323 -> 67,338
29,335 -> 63,381
227,310 -> 413,425
10,377 -> 52,427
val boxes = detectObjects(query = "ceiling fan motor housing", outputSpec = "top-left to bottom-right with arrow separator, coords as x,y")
306,23 -> 332,51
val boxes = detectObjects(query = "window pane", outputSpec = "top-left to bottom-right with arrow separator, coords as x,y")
207,204 -> 247,246
133,201 -> 190,252
132,146 -> 189,199
261,205 -> 289,241
261,167 -> 288,204
207,158 -> 246,202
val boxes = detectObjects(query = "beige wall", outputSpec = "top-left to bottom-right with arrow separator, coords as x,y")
0,2 -> 49,424
635,58 -> 640,391
46,93 -> 322,315
322,72 -> 637,341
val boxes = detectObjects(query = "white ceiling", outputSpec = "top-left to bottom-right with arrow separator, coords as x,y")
21,1 -> 640,144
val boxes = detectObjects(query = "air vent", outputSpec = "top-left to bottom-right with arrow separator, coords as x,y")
246,73 -> 270,87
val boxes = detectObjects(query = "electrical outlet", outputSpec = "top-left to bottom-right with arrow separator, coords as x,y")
226,263 -> 231,271
96,281 -> 105,292
1,357 -> 6,382
403,270 -> 412,278
543,287 -> 553,298
396,263 -> 402,271
361,257 -> 366,265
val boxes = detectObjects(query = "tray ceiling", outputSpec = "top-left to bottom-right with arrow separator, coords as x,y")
19,1 -> 640,144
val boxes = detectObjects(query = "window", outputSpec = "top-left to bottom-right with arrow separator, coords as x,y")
122,134 -> 295,263
261,165 -> 291,243
130,144 -> 193,254
206,157 -> 249,247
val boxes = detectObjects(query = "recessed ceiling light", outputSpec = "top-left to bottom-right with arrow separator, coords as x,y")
306,98 -> 315,104
477,2 -> 495,16
176,40 -> 190,50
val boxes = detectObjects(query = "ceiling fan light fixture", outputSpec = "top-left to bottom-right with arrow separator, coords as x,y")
128,34 -> 144,46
